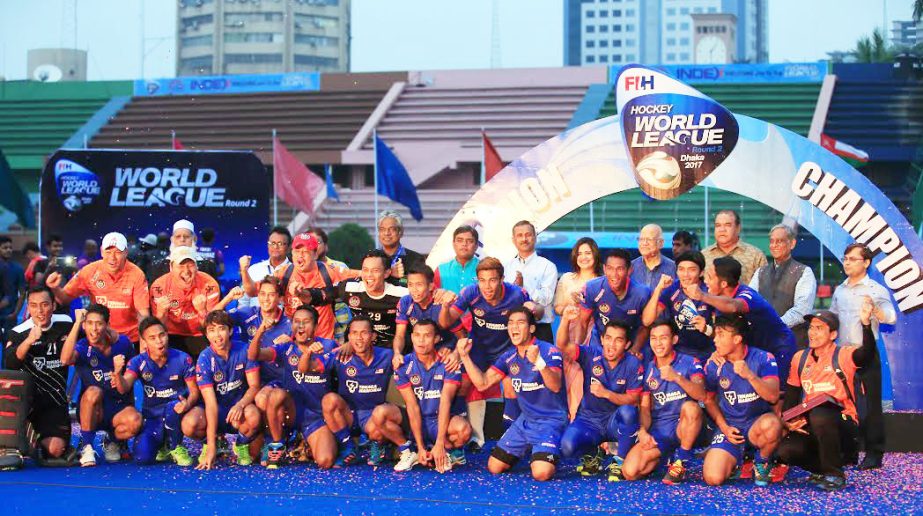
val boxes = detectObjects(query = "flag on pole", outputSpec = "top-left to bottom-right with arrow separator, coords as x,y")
0,150 -> 35,228
171,131 -> 185,150
482,130 -> 504,182
272,136 -> 326,217
374,134 -> 423,221
325,164 -> 340,202
820,134 -> 869,167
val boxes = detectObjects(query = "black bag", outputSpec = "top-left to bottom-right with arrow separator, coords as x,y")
0,370 -> 33,470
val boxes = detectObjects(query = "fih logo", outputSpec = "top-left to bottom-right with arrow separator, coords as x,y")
55,159 -> 102,212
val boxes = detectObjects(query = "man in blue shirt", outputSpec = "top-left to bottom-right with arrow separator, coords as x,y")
113,316 -> 200,466
61,304 -> 140,466
394,319 -> 472,473
631,224 -> 677,292
578,249 -> 653,356
556,308 -> 643,482
434,225 -> 480,294
622,320 -> 705,485
248,304 -> 337,469
702,315 -> 782,487
458,306 -> 567,482
192,310 -> 262,470
0,236 -> 24,340
393,265 -> 462,362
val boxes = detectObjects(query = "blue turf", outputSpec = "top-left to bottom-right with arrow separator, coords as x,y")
2,447 -> 921,514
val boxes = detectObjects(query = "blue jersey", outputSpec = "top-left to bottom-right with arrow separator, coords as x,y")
658,282 -> 716,360
73,336 -> 135,406
643,352 -> 704,425
127,348 -> 196,419
705,346 -> 778,427
491,339 -> 567,421
452,282 -> 531,368
581,277 -> 651,341
228,306 -> 292,385
396,295 -> 461,352
333,347 -> 394,412
575,343 -> 644,420
394,352 -> 462,420
196,341 -> 259,408
267,338 -> 337,413
731,285 -> 797,357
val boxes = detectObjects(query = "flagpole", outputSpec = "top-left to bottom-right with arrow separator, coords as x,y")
703,185 -> 710,246
373,129 -> 379,233
171,130 -> 176,149
83,133 -> 88,149
272,128 -> 278,227
480,128 -> 486,185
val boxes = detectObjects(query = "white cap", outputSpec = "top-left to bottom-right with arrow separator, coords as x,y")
168,246 -> 198,264
173,219 -> 195,235
101,232 -> 128,251
139,234 -> 157,246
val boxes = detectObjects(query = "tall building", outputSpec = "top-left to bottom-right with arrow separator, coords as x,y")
563,0 -> 767,67
176,0 -> 350,76
891,20 -> 922,48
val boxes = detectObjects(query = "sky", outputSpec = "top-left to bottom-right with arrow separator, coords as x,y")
0,0 -> 916,81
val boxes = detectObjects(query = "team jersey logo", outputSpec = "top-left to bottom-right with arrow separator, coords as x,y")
409,317 -> 418,325
90,356 -> 99,367
647,377 -> 659,390
247,326 -> 257,337
599,303 -> 610,314
719,377 -> 731,390
410,374 -> 421,385
92,370 -> 103,382
473,308 -> 485,317
346,380 -> 359,393
348,296 -> 360,308
802,380 -> 814,393
345,365 -> 358,377
95,279 -> 106,289
32,357 -> 45,370
213,370 -> 224,382
143,385 -> 155,397
95,296 -> 108,306
288,354 -> 299,367
509,363 -> 521,375
142,371 -> 153,382
170,300 -> 180,309
653,392 -> 667,405
511,378 -> 522,392
724,391 -> 737,405
592,364 -> 604,376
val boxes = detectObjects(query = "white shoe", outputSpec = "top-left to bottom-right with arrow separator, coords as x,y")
79,444 -> 97,467
103,440 -> 121,463
393,448 -> 419,472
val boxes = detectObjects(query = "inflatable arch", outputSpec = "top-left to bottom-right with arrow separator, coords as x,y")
426,65 -> 923,410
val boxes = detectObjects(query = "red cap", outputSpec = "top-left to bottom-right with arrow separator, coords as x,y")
292,233 -> 319,250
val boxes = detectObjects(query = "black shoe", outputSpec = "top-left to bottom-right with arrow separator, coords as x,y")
817,474 -> 847,491
807,473 -> 825,485
857,452 -> 883,470
466,441 -> 483,454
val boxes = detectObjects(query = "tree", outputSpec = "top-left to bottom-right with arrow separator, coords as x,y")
854,28 -> 893,63
915,0 -> 922,22
327,223 -> 375,269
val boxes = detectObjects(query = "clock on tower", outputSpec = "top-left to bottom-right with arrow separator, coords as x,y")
691,13 -> 737,64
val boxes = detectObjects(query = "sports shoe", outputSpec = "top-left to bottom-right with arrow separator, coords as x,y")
155,446 -> 172,463
466,440 -> 483,454
198,444 -> 210,466
393,447 -> 419,472
260,442 -> 270,467
216,435 -> 230,457
662,459 -> 686,485
753,462 -> 772,487
79,444 -> 97,467
120,441 -> 132,461
233,442 -> 253,466
447,448 -> 467,467
102,439 -> 122,463
368,441 -> 387,466
808,473 -> 825,485
607,457 -> 624,482
577,450 -> 603,477
818,474 -> 847,492
266,442 -> 285,470
333,444 -> 358,468
739,459 -> 754,479
170,445 -> 193,467
770,463 -> 789,483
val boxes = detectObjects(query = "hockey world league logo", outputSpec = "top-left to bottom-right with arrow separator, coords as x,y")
32,357 -> 46,370
143,385 -> 155,397
724,391 -> 737,405
653,392 -> 667,405
511,378 -> 522,392
413,386 -> 424,400
346,380 -> 359,393
677,299 -> 699,326
54,159 -> 102,212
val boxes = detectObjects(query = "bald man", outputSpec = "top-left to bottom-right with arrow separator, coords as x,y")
630,224 -> 677,292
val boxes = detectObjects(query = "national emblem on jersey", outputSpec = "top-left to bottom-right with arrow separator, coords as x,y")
288,354 -> 299,367
214,370 -> 224,382
473,308 -> 485,317
719,377 -> 731,389
90,356 -> 99,367
142,370 -> 153,382
346,365 -> 358,377
95,279 -> 106,289
410,374 -> 421,385
509,363 -> 521,375
599,303 -> 610,314
647,376 -> 659,390
592,364 -> 604,376
349,296 -> 360,307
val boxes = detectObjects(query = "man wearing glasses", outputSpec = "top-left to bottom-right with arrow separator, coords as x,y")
631,224 -> 677,292
238,226 -> 293,308
829,242 -> 895,470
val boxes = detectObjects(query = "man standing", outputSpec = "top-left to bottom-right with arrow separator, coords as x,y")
238,226 -> 292,309
47,232 -> 150,345
434,225 -> 480,294
504,221 -> 557,342
147,220 -> 218,279
631,224 -> 677,292
378,211 -> 426,287
749,224 -> 817,348
0,236 -> 24,339
310,227 -> 353,343
702,210 -> 767,285
672,231 -> 699,257
829,242 -> 895,470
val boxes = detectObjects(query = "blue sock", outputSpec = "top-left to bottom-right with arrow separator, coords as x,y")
80,430 -> 96,447
164,406 -> 184,449
399,440 -> 413,452
502,399 -> 520,430
236,432 -> 253,445
755,450 -> 771,464
334,428 -> 351,446
676,447 -> 694,462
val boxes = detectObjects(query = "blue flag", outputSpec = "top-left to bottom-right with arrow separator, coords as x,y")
325,164 -> 340,202
374,134 -> 423,221
0,150 -> 35,228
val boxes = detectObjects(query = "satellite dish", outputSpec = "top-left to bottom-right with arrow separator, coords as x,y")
33,64 -> 63,82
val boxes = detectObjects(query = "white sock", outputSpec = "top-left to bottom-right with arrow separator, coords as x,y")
467,400 -> 486,445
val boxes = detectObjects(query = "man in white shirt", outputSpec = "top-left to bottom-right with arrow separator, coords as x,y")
829,242 -> 896,470
503,220 -> 557,342
238,226 -> 292,308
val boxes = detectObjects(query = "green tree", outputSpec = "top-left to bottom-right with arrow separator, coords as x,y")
854,28 -> 893,63
915,0 -> 922,21
327,223 -> 375,269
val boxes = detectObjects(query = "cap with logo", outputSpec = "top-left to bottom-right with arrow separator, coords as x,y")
292,233 -> 319,250
101,232 -> 128,251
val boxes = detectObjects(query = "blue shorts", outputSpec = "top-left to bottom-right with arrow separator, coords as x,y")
496,416 -> 567,462
352,408 -> 375,434
649,419 -> 680,458
78,391 -> 130,434
708,418 -> 759,464
217,403 -> 237,435
295,407 -> 327,438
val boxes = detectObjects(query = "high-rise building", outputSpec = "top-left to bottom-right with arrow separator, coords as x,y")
176,0 -> 350,76
563,0 -> 767,67
891,20 -> 922,49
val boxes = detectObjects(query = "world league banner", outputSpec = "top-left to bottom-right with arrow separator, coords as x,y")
428,64 -> 923,409
41,149 -> 270,279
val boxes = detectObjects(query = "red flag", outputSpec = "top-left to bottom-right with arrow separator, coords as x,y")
272,136 -> 326,216
482,131 -> 503,182
172,137 -> 185,150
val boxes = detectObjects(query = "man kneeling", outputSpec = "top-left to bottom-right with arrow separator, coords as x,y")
458,307 -> 567,481
702,315 -> 782,486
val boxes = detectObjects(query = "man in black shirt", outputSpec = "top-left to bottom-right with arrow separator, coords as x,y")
377,211 -> 425,287
147,219 -> 218,280
3,286 -> 75,462
339,250 -> 408,349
